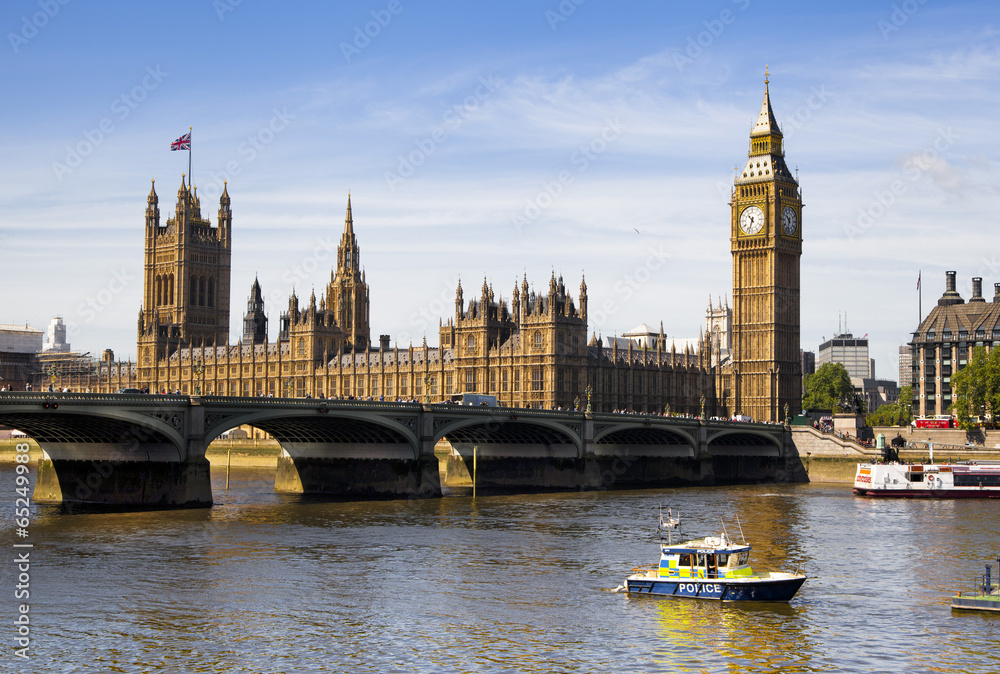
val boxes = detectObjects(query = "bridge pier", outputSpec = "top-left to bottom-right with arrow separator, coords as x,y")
33,448 -> 212,510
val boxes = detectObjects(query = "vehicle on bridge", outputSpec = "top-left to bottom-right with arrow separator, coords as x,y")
620,510 -> 806,601
449,393 -> 497,406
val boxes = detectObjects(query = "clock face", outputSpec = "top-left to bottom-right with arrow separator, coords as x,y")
739,206 -> 764,235
782,206 -> 797,235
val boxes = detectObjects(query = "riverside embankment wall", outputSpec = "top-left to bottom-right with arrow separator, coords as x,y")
790,426 -> 1000,483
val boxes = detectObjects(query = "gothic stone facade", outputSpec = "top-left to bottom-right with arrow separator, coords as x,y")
68,78 -> 802,420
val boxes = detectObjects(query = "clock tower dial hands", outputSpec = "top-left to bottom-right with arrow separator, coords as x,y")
739,205 -> 764,235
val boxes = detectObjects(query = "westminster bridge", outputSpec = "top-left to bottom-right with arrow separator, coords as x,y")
0,392 -> 805,510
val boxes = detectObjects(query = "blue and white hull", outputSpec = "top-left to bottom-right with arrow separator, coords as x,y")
625,573 -> 806,601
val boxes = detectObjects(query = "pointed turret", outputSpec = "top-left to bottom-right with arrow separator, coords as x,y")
750,71 -> 781,141
736,68 -> 795,186
146,179 -> 160,229
242,276 -> 268,345
579,274 -> 588,319
345,192 -> 354,235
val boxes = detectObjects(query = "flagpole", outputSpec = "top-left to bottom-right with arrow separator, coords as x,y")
918,270 -> 922,325
188,126 -> 192,189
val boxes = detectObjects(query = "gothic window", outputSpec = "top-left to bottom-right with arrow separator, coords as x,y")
468,336 -> 476,349
199,276 -> 206,307
490,370 -> 496,391
514,370 -> 520,392
155,277 -> 161,306
190,275 -> 198,305
430,377 -> 437,396
401,375 -> 408,396
532,368 -> 543,391
465,371 -> 476,392
168,274 -> 174,304
502,370 -> 508,392
207,277 -> 215,307
370,377 -> 378,397
534,332 -> 542,348
446,374 -> 453,394
297,339 -> 305,356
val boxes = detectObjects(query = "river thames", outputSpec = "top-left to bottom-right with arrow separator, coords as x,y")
6,465 -> 1000,673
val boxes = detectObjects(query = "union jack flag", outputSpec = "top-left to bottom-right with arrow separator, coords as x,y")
170,132 -> 191,151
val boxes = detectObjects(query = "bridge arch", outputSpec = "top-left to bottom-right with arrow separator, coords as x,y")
0,404 -> 187,460
593,422 -> 697,449
706,428 -> 781,456
205,408 -> 420,458
433,415 -> 583,456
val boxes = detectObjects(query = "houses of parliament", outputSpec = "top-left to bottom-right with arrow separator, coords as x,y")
54,78 -> 803,422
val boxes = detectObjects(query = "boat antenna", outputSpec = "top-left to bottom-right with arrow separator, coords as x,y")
735,515 -> 747,545
659,506 -> 680,545
720,518 -> 731,544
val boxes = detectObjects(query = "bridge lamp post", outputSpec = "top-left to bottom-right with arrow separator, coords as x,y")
585,384 -> 592,413
193,358 -> 204,396
424,375 -> 431,404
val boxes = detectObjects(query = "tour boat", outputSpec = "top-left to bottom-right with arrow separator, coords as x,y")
952,557 -> 1000,612
853,461 -> 1000,498
621,510 -> 806,601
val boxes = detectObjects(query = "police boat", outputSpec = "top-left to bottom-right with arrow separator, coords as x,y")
621,509 -> 806,601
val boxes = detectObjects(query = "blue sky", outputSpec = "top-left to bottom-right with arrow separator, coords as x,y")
2,0 -> 999,382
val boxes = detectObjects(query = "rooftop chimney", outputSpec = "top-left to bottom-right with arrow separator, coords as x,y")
379,334 -> 390,351
994,283 -> 1000,303
971,277 -> 986,303
939,270 -> 965,307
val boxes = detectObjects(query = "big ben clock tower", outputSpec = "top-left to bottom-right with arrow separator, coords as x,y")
729,70 -> 802,422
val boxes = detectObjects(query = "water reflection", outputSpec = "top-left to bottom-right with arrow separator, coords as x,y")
13,467 -> 1000,672
643,597 -> 811,672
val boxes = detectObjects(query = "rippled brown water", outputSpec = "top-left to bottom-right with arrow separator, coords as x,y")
5,466 -> 1000,673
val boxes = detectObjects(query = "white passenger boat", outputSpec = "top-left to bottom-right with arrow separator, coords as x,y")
853,461 -> 1000,497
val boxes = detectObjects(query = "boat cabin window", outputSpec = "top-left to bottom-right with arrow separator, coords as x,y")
738,552 -> 749,565
717,553 -> 729,566
678,553 -> 692,567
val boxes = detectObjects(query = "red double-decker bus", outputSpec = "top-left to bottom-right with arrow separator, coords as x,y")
915,416 -> 956,429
